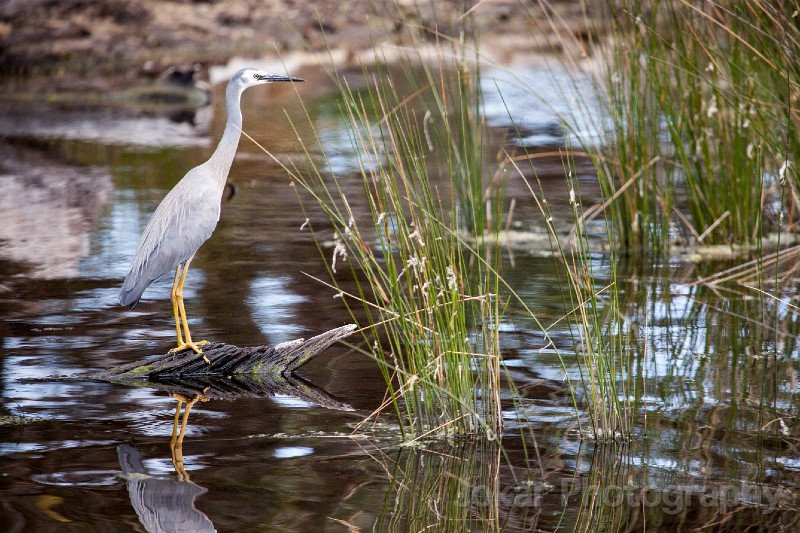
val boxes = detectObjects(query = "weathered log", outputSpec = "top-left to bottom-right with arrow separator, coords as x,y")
100,324 -> 357,379
89,324 -> 358,411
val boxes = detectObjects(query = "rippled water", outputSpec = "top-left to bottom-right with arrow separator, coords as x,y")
2,63 -> 800,532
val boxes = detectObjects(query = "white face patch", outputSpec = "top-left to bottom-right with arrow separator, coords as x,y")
232,69 -> 263,86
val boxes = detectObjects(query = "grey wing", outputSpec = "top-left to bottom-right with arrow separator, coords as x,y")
119,173 -> 221,308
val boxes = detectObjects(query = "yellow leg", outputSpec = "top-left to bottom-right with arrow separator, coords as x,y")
176,259 -> 200,347
170,266 -> 184,347
168,255 -> 210,363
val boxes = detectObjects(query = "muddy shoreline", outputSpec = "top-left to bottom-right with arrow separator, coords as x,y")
0,0 -> 592,95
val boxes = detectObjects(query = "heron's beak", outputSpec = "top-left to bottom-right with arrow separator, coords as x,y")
256,74 -> 305,83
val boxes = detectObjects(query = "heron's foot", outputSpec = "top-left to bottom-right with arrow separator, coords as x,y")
169,340 -> 210,363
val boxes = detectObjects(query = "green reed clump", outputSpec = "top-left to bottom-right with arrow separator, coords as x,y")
595,11 -> 669,251
385,3 -> 504,239
597,1 -> 799,250
480,2 -> 640,440
284,38 -> 504,439
506,146 -> 634,440
562,167 -> 633,439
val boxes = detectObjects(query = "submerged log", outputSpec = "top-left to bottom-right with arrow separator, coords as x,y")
90,324 -> 358,411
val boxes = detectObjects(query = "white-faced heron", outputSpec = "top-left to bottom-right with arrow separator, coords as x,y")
119,67 -> 304,360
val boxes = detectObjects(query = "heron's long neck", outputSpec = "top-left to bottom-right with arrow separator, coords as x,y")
207,85 -> 244,189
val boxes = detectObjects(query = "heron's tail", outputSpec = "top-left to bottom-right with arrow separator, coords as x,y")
119,281 -> 144,309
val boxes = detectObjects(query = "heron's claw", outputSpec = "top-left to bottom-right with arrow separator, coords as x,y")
169,340 -> 211,364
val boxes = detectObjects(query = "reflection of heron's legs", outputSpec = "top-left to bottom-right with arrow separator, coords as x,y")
168,255 -> 209,362
170,397 -> 189,482
170,398 -> 183,442
170,393 -> 207,482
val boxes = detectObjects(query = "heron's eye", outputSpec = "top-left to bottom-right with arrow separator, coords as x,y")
253,73 -> 259,79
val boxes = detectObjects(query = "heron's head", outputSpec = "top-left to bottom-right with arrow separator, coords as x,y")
231,67 -> 305,91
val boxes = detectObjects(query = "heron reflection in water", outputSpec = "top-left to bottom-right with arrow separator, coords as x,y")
118,393 -> 211,533
119,67 -> 303,359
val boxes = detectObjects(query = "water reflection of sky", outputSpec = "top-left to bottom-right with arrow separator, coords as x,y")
309,63 -> 611,177
312,99 -> 385,177
247,275 -> 308,345
481,63 -> 610,148
516,267 -> 800,421
273,445 -> 314,458
84,190 -> 153,282
272,394 -> 316,409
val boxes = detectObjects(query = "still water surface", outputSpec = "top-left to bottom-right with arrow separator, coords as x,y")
1,64 -> 799,531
